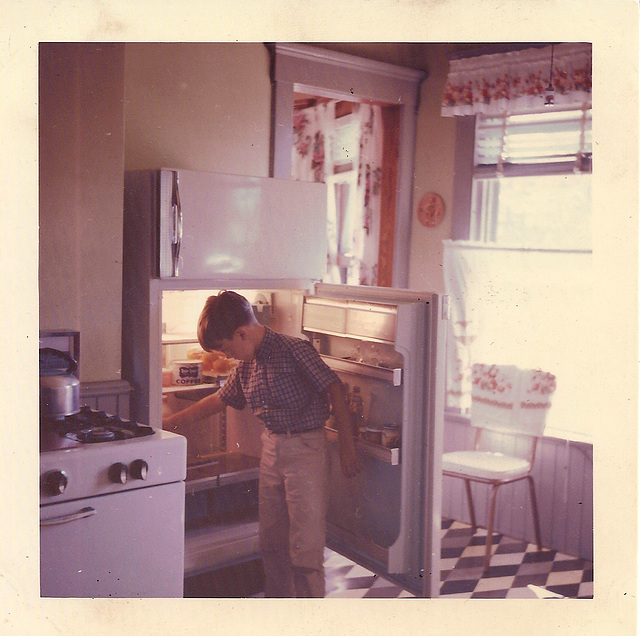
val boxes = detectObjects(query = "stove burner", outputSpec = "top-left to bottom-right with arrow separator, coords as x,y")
45,405 -> 155,444
77,427 -> 117,443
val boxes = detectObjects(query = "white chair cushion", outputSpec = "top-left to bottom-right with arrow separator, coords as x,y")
442,450 -> 531,481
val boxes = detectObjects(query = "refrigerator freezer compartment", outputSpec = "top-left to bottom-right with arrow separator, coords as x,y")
155,170 -> 328,280
324,427 -> 400,465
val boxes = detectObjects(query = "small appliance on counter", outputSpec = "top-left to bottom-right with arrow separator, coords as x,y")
39,347 -> 80,420
39,331 -> 187,598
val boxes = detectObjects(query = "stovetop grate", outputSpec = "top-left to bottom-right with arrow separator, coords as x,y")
46,405 -> 155,444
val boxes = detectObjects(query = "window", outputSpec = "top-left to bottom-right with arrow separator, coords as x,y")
445,106 -> 593,442
472,174 -> 592,249
472,108 -> 592,247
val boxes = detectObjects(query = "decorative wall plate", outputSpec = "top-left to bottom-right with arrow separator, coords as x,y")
417,192 -> 445,228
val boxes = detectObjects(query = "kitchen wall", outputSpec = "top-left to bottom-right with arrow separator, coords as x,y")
39,42 -> 455,382
409,48 -> 457,293
123,43 -> 272,175
39,43 -> 126,383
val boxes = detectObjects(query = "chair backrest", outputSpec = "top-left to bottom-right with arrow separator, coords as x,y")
470,363 -> 520,434
517,368 -> 557,436
470,363 -> 556,438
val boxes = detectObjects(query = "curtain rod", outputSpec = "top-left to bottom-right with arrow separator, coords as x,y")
447,43 -> 554,61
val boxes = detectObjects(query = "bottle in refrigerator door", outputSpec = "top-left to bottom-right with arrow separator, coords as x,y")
348,386 -> 365,437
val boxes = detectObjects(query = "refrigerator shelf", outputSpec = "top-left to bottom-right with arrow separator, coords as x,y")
162,333 -> 198,345
185,452 -> 260,493
163,384 -> 218,401
320,355 -> 402,386
324,427 -> 400,465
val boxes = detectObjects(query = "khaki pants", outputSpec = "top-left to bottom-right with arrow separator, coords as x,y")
259,428 -> 328,598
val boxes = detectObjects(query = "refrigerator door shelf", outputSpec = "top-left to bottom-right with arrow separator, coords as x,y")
320,355 -> 402,386
162,385 -> 218,401
324,427 -> 400,465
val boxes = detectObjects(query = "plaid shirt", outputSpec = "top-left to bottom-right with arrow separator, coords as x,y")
217,327 -> 339,433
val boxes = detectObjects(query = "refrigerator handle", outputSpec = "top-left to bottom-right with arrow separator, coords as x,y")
171,171 -> 183,277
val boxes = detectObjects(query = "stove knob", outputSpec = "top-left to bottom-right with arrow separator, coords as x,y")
108,462 -> 128,484
43,470 -> 68,496
130,459 -> 148,481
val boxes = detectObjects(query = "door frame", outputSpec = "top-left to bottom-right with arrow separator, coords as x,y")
268,43 -> 426,289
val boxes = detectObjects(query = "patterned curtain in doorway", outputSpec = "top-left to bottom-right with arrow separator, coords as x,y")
353,103 -> 383,286
291,101 -> 383,286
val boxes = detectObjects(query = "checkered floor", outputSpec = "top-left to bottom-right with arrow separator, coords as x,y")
322,518 -> 593,599
189,517 -> 593,598
437,518 -> 593,599
324,548 -> 416,598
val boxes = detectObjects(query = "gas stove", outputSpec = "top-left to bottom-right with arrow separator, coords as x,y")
39,405 -> 187,597
40,405 -> 186,504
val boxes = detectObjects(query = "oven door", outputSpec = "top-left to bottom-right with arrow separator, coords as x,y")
40,481 -> 185,598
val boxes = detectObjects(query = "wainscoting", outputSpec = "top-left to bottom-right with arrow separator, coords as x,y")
441,413 -> 593,561
80,380 -> 131,419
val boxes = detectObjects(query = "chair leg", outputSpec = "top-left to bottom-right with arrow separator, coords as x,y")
527,475 -> 543,550
484,484 -> 500,572
463,479 -> 477,532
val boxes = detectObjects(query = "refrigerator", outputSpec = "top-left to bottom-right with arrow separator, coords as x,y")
122,169 -> 446,597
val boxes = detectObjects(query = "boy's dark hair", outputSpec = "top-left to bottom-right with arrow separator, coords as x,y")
197,291 -> 255,351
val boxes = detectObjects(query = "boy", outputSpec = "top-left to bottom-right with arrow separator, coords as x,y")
163,291 -> 361,597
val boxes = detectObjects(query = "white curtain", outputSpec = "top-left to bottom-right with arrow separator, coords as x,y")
441,43 -> 592,117
443,240 -> 594,440
291,101 -> 337,280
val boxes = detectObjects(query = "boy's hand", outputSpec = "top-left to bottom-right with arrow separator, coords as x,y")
327,381 -> 362,477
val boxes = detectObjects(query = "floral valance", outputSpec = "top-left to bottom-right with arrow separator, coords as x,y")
441,43 -> 592,116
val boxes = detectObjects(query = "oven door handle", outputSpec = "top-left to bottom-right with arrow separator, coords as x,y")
40,506 -> 97,527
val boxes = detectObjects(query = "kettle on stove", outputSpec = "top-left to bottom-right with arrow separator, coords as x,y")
39,348 -> 80,419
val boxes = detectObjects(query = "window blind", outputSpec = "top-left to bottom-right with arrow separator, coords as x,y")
474,108 -> 592,177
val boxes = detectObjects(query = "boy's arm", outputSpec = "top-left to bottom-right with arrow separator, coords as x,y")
327,381 -> 362,478
163,391 -> 226,430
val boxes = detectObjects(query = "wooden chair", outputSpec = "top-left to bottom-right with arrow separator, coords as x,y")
442,363 -> 556,571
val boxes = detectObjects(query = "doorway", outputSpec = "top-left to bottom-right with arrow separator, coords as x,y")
269,43 -> 425,289
292,94 -> 399,286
